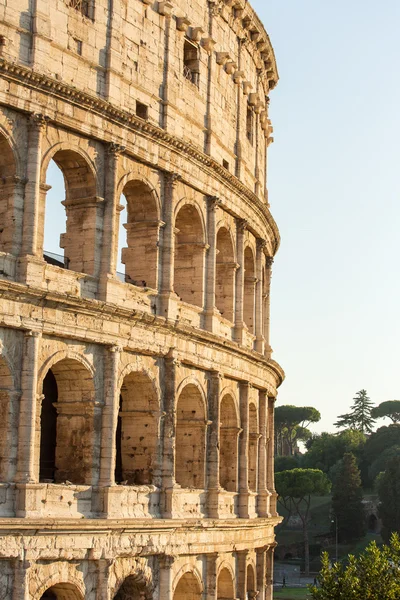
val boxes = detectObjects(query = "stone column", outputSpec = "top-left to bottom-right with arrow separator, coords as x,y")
15,330 -> 41,483
235,38 -> 245,179
161,351 -> 179,517
21,114 -> 49,258
236,549 -> 248,600
234,219 -> 247,344
159,173 -> 181,318
265,546 -> 275,600
256,546 -> 268,600
207,370 -> 222,517
206,553 -> 219,600
238,381 -> 250,518
12,559 -> 30,600
158,555 -> 176,600
99,143 -> 125,300
96,559 -> 113,600
263,257 -> 274,359
257,391 -> 270,517
267,397 -> 278,516
255,239 -> 266,353
99,345 -> 122,487
204,196 -> 221,332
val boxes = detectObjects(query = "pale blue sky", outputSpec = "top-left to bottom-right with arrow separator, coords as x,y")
45,1 -> 400,434
253,0 -> 400,431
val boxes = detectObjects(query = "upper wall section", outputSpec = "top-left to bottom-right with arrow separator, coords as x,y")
0,0 -> 277,198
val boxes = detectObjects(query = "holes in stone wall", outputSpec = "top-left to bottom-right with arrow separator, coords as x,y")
175,384 -> 206,489
119,180 -> 160,288
174,204 -> 205,307
246,106 -> 254,144
136,101 -> 148,120
216,227 -> 235,322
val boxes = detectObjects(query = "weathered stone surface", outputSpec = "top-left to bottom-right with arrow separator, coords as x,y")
0,0 -> 283,597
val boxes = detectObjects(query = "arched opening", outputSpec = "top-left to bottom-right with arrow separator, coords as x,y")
114,574 -> 152,600
42,150 -> 98,275
174,204 -> 205,308
115,371 -> 158,485
243,247 -> 256,333
39,358 -> 96,484
175,384 -> 206,489
217,568 -> 234,600
248,403 -> 259,492
173,572 -> 202,600
246,564 -> 256,598
120,180 -> 160,289
0,356 -> 16,481
368,514 -> 378,533
39,582 -> 83,600
216,227 -> 236,322
219,394 -> 239,492
0,133 -> 18,254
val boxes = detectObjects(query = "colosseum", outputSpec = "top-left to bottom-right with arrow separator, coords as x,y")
0,0 -> 283,597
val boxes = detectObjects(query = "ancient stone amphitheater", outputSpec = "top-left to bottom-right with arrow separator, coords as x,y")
0,0 -> 283,598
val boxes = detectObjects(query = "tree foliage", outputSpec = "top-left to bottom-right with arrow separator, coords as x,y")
331,453 -> 365,542
275,455 -> 299,473
275,468 -> 330,575
364,424 -> 400,465
303,430 -> 365,477
334,389 -> 375,434
275,405 -> 321,456
310,535 -> 400,599
378,457 -> 400,544
371,400 -> 400,424
369,445 -> 400,483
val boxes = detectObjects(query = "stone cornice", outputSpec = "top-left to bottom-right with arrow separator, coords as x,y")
0,278 -> 285,389
0,58 -> 280,253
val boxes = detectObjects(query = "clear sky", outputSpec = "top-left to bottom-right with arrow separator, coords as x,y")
45,0 -> 400,435
252,0 -> 400,432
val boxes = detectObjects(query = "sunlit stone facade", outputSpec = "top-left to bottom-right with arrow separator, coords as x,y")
0,0 -> 283,597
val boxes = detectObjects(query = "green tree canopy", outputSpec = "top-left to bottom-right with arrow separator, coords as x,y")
310,535 -> 400,600
275,455 -> 299,473
369,445 -> 400,483
276,468 -> 331,575
334,389 -> 375,434
364,424 -> 400,465
275,405 -> 321,456
331,453 -> 366,542
303,430 -> 365,477
371,400 -> 400,423
378,456 -> 400,544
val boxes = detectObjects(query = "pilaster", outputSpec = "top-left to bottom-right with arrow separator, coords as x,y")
257,390 -> 270,517
238,381 -> 250,518
234,219 -> 247,344
204,196 -> 221,332
255,239 -> 267,353
207,370 -> 223,517
160,351 -> 179,517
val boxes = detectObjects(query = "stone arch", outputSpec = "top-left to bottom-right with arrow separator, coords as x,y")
119,177 -> 161,289
216,225 -> 236,322
219,393 -> 240,492
38,583 -> 84,600
173,569 -> 203,600
243,245 -> 256,333
174,202 -> 206,308
41,143 -> 100,276
246,563 -> 257,597
113,571 -> 153,600
115,369 -> 159,485
217,566 -> 235,599
38,355 -> 96,484
0,354 -> 17,481
33,569 -> 85,600
248,402 -> 259,492
175,381 -> 207,489
0,128 -> 21,254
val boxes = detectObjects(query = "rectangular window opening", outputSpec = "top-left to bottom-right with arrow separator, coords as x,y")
68,0 -> 95,20
223,159 -> 229,171
183,39 -> 200,87
246,106 -> 254,144
136,101 -> 148,120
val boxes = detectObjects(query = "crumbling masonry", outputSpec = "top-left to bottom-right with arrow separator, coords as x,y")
0,0 -> 284,597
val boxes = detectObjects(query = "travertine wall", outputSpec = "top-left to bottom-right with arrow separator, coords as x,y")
0,0 -> 283,597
